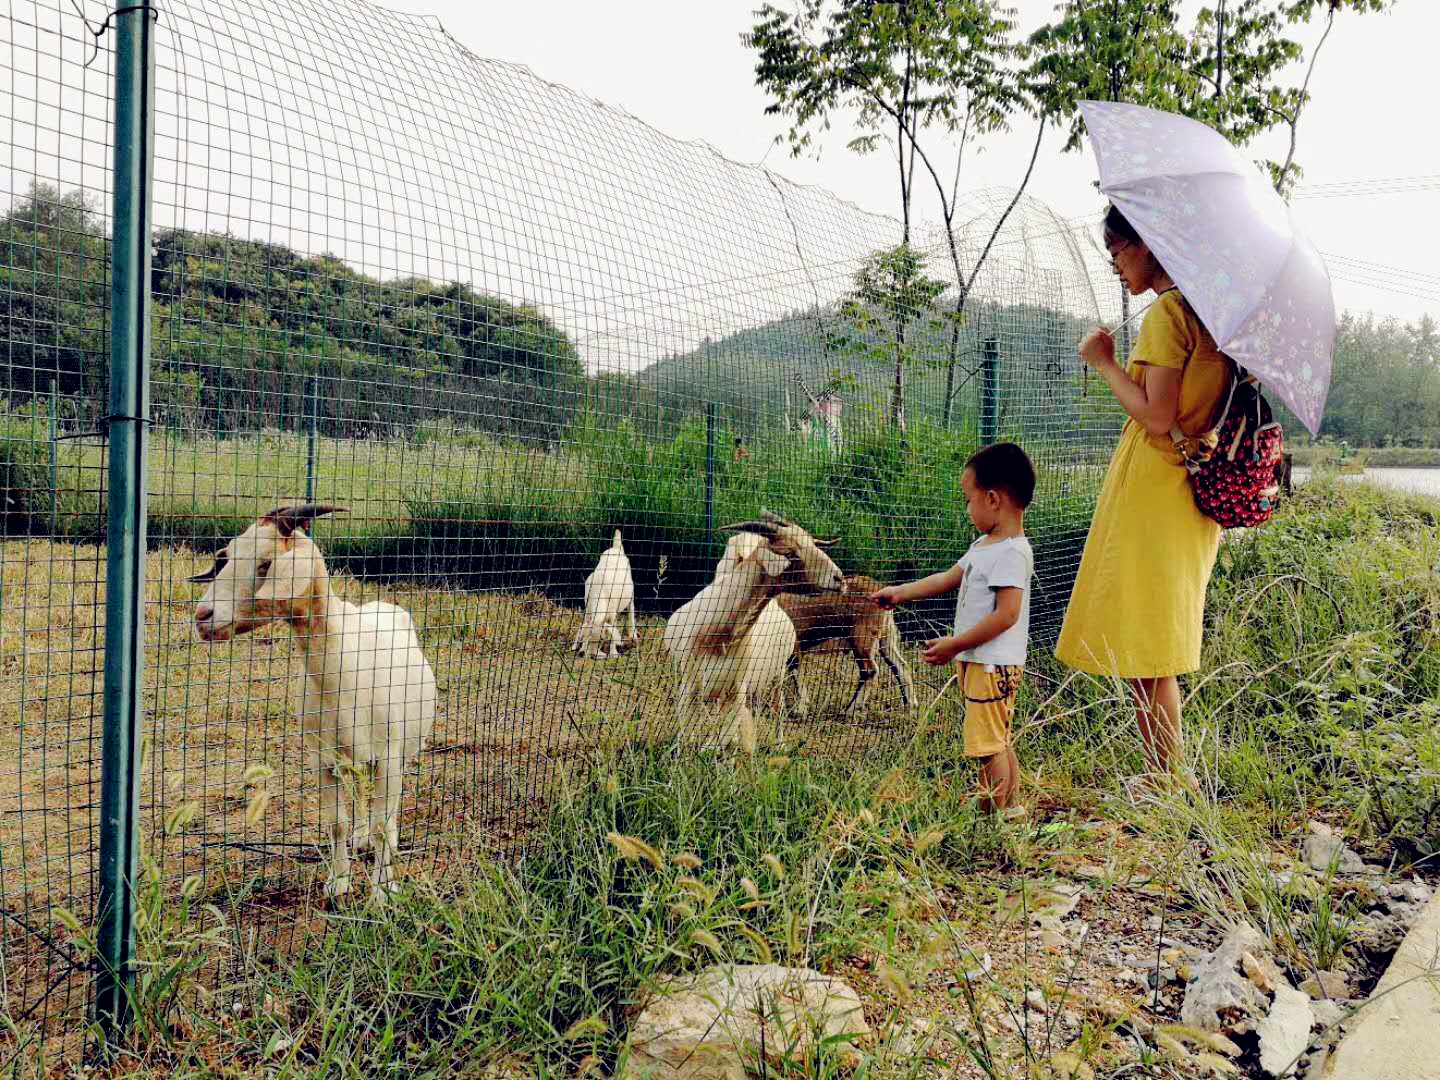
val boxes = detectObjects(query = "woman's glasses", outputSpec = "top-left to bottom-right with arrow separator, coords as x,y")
1107,239 -> 1132,269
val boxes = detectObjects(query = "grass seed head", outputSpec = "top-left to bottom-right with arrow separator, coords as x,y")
675,876 -> 716,905
689,928 -> 725,956
562,1016 -> 608,1042
877,960 -> 912,1004
244,790 -> 272,826
607,831 -> 664,870
913,829 -> 945,856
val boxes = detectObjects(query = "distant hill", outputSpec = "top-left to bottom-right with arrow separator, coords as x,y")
632,299 -> 1116,449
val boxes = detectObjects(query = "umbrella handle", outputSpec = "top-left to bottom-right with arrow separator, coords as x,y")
1103,298 -> 1155,338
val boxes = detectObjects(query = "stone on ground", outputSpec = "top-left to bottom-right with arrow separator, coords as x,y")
1301,821 -> 1367,875
1180,925 -> 1269,1032
619,964 -> 869,1079
1256,984 -> 1314,1078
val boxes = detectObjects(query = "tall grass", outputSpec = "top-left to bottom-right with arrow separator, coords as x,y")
2,405 -> 1105,619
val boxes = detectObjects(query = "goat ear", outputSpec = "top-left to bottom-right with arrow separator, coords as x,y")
187,551 -> 227,583
265,504 -> 347,537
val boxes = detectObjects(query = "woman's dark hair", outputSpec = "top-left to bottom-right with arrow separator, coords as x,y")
1102,203 -> 1143,248
1103,203 -> 1167,277
965,442 -> 1036,509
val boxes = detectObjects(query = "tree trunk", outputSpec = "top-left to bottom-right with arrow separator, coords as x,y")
890,323 -> 907,433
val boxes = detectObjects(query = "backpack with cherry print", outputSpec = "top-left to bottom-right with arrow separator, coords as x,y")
1170,363 -> 1285,529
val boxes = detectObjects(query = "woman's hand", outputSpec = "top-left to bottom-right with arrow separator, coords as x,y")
1078,327 -> 1117,371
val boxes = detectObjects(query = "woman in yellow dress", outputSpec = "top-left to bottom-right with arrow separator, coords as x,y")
1055,205 -> 1230,779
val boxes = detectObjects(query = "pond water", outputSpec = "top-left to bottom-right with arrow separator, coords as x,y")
1292,466 -> 1440,499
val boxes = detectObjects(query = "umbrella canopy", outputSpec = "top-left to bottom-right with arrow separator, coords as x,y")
1079,100 -> 1336,435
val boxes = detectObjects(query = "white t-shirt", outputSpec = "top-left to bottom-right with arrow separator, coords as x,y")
952,534 -> 1033,667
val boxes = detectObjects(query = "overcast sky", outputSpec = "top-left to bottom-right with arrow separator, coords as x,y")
375,0 -> 1439,326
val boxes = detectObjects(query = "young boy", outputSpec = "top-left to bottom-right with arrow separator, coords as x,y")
872,443 -> 1035,811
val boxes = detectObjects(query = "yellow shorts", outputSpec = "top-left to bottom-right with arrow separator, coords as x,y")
960,661 -> 1023,759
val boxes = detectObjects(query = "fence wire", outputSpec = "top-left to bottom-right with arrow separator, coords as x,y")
0,0 -> 1125,1031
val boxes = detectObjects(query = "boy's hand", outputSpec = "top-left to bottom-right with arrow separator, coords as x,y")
921,636 -> 963,667
870,586 -> 903,610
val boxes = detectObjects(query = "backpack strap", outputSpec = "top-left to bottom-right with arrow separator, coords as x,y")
1170,357 -> 1242,450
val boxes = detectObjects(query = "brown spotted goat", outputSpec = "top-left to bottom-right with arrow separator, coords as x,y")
779,575 -> 915,715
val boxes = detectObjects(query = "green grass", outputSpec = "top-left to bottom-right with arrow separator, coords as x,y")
2,410 -> 1107,617
1289,444 -> 1440,468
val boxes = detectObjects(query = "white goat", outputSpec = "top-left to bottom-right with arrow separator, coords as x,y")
190,504 -> 437,901
663,511 -> 842,753
573,529 -> 638,660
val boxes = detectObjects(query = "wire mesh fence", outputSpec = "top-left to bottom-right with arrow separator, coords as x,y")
0,0 -> 1125,1032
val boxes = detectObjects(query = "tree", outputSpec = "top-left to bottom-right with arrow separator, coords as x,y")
1028,0 -> 1191,152
1309,313 -> 1440,446
1181,0 -> 1392,194
836,244 -> 948,432
1030,0 -> 1393,196
746,0 -> 1036,428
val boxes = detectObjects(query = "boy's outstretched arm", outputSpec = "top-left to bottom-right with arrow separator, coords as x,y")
920,586 -> 1023,667
871,562 -> 965,610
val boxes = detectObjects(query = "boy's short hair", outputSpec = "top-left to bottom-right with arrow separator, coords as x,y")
965,442 -> 1036,509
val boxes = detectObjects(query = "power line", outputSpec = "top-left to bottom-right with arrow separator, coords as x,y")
1322,252 -> 1440,289
1294,173 -> 1440,199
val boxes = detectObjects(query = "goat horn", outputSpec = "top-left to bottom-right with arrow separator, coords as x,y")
718,520 -> 777,538
187,550 -> 228,583
814,537 -> 839,548
265,504 -> 348,537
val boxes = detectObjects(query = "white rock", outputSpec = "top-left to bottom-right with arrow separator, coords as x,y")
1301,822 -> 1366,875
619,964 -> 869,1079
1180,925 -> 1269,1032
883,1017 -> 935,1059
1258,984 -> 1314,1078
1310,998 -> 1346,1033
1386,879 -> 1431,906
1026,989 -> 1047,1013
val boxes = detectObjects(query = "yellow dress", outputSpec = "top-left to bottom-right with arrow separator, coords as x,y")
1055,289 -> 1230,678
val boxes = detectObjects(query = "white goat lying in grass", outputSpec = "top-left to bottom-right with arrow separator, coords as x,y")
573,529 -> 638,660
190,504 -> 437,901
663,511 -> 842,753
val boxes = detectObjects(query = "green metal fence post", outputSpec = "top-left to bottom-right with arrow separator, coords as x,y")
48,379 -> 58,535
979,335 -> 999,447
306,370 -> 319,502
95,2 -> 155,1042
703,342 -> 715,533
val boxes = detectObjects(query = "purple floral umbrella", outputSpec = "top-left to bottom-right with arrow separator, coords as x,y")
1079,100 -> 1336,435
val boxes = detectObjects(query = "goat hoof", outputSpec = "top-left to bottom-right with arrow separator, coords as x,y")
366,881 -> 399,906
323,874 -> 352,900
350,828 -> 373,852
